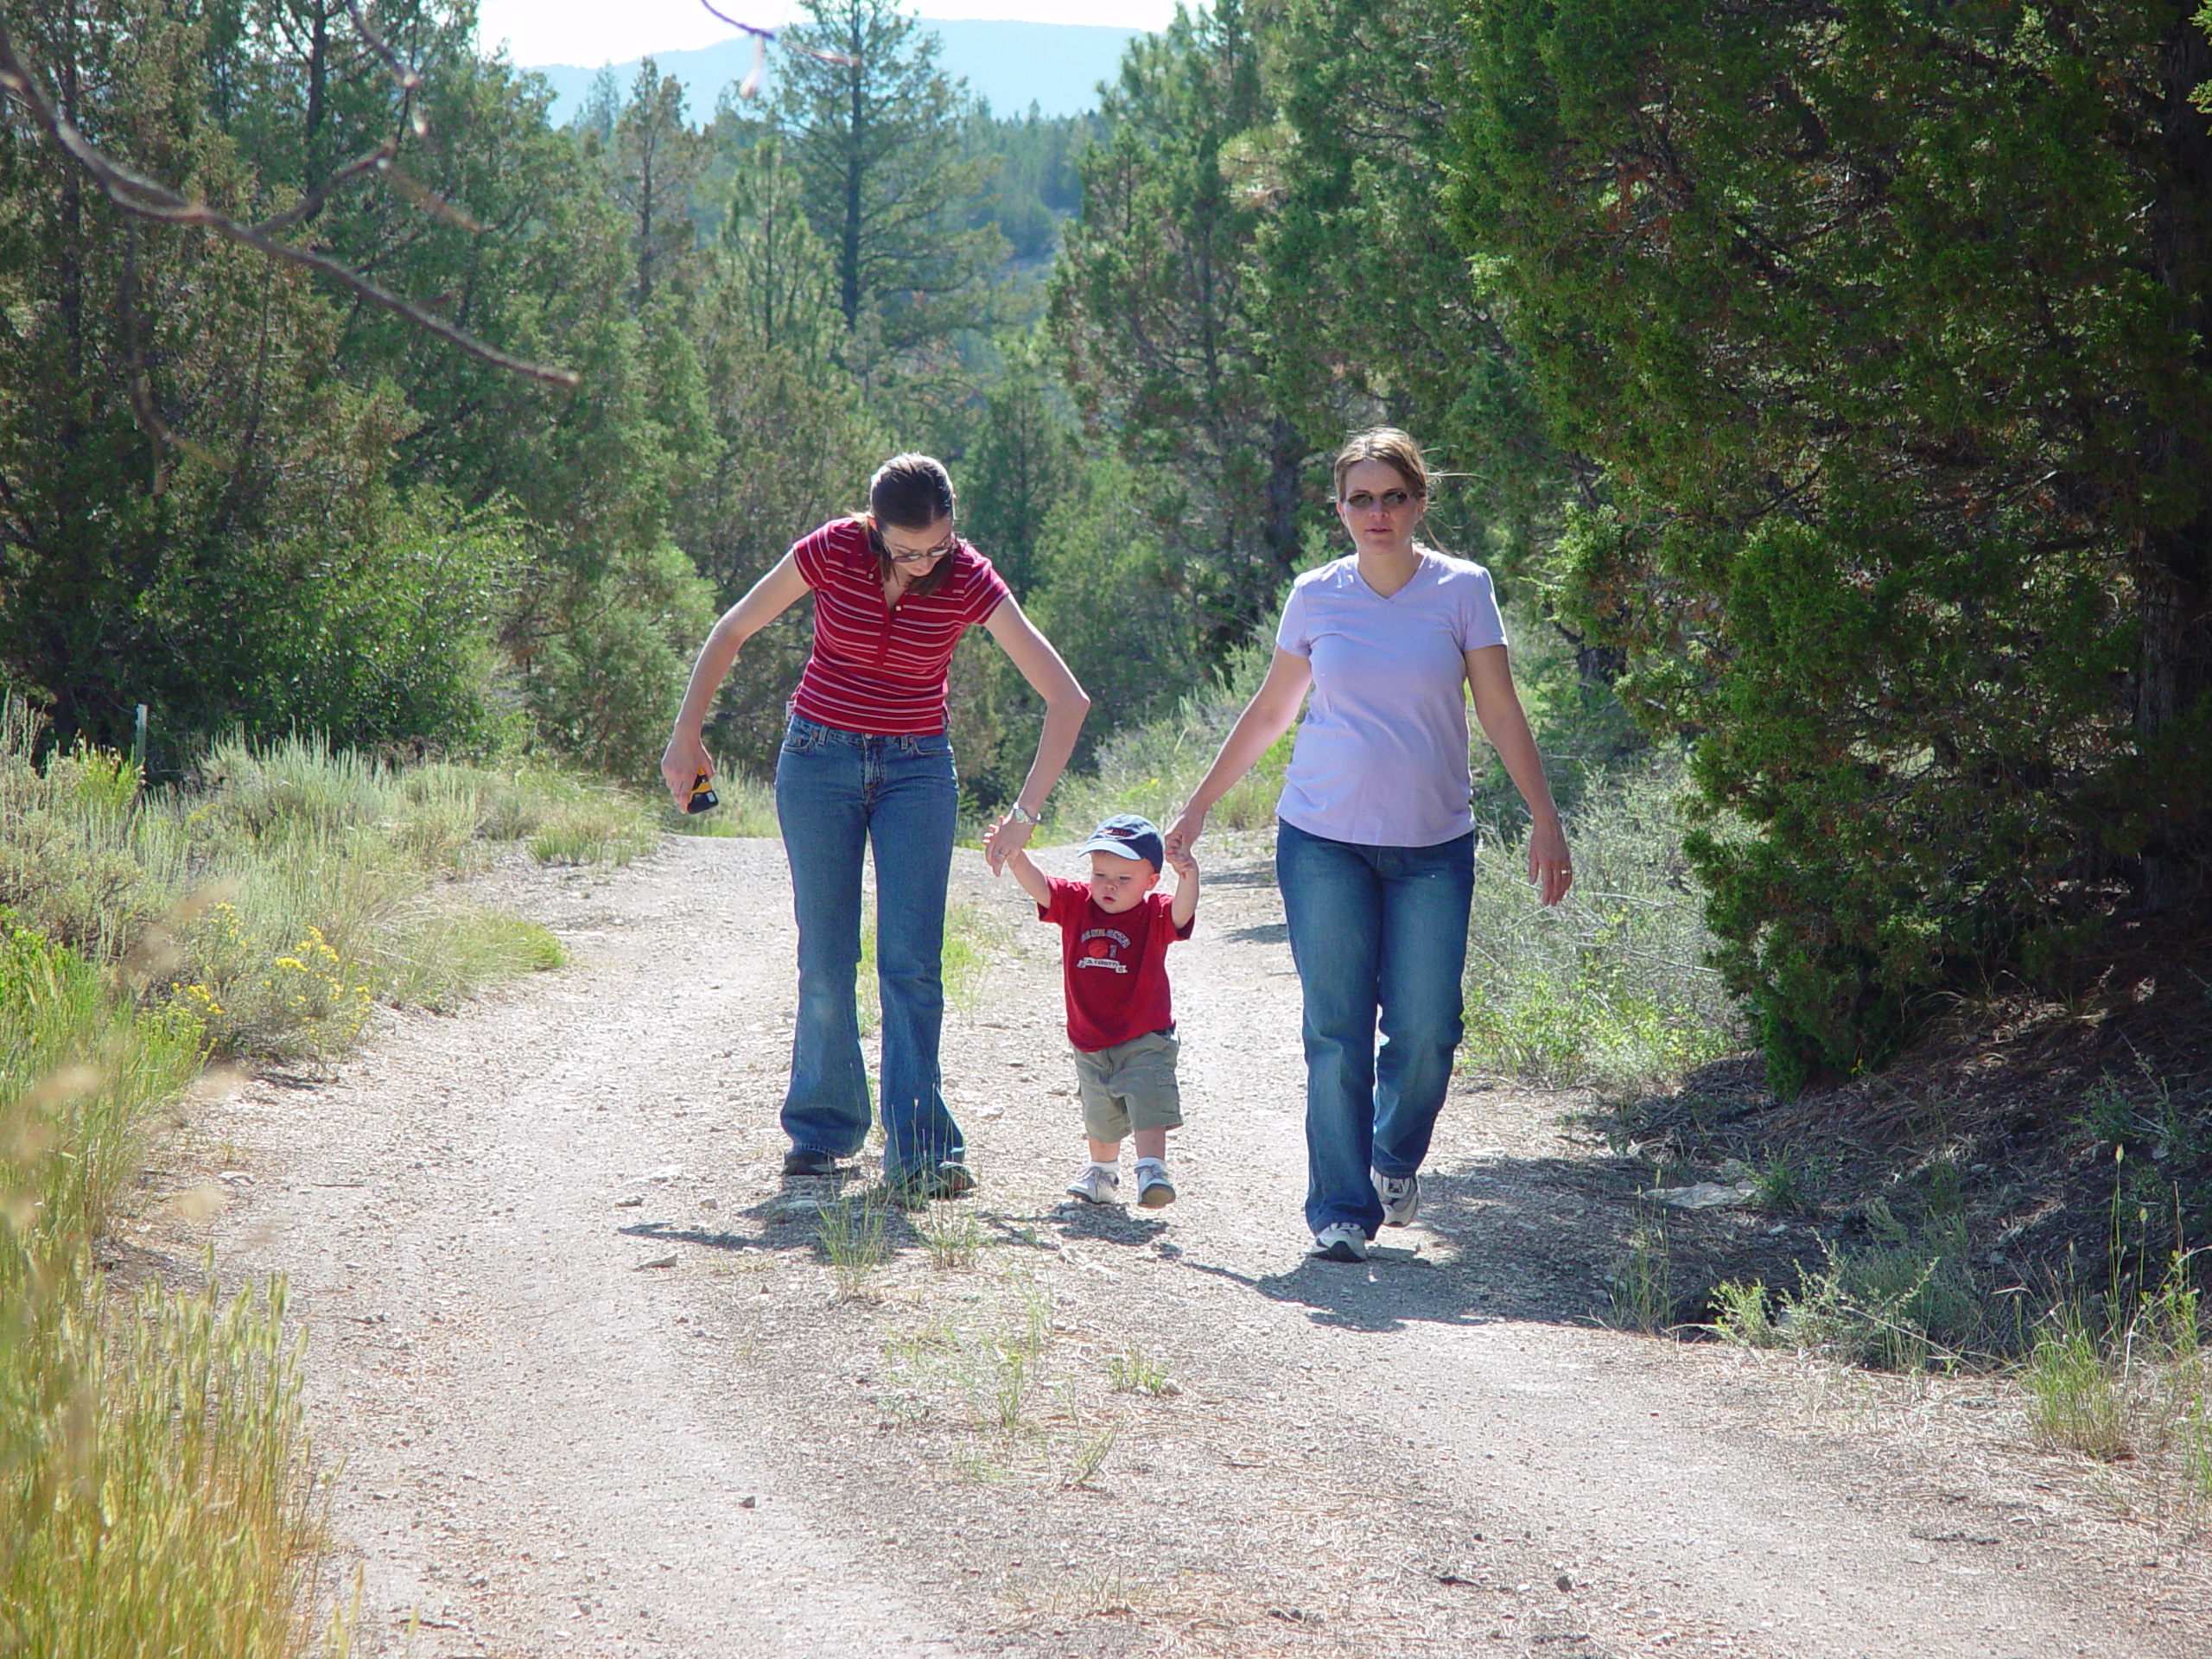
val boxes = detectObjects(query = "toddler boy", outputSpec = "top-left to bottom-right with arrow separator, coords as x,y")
1007,814 -> 1198,1208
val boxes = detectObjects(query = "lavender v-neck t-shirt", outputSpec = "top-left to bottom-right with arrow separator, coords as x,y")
1273,550 -> 1508,847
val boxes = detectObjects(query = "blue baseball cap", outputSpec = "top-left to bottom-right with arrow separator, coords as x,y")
1078,813 -> 1165,873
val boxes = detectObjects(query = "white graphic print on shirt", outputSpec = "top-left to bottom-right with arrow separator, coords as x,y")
1076,925 -> 1133,974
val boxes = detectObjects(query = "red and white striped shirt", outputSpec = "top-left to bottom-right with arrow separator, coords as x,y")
789,517 -> 1011,735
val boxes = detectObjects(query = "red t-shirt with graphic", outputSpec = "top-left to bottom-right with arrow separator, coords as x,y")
790,516 -> 1011,735
1039,877 -> 1194,1052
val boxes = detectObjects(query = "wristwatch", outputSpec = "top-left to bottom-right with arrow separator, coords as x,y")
1007,802 -> 1042,825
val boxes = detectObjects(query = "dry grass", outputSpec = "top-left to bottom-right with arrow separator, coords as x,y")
0,702 -> 606,1062
3,931 -> 352,1656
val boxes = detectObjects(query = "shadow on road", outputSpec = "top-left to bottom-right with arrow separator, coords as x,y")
1149,1150 -> 1689,1334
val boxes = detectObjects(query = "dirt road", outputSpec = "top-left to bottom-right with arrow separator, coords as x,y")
204,836 -> 2209,1657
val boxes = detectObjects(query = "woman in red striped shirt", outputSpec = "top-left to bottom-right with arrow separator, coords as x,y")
661,455 -> 1090,1201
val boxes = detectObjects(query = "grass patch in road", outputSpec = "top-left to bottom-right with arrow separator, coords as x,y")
1062,1421 -> 1121,1489
918,1205 -> 982,1270
885,1274 -> 1058,1445
1105,1341 -> 1176,1396
816,1197 -> 894,1301
856,899 -> 1003,1038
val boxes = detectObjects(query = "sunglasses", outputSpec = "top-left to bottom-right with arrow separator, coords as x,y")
1342,489 -> 1415,512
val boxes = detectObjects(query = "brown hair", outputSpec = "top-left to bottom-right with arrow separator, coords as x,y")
867,453 -> 958,597
1332,427 -> 1431,503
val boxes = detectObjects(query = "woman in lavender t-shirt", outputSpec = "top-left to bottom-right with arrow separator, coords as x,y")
1163,429 -> 1571,1262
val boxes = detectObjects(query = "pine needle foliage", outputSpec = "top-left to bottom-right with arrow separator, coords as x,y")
1454,0 -> 2212,1093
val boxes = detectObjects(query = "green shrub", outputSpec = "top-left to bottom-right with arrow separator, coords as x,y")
1046,645 -> 1290,839
1457,6 -> 2212,1094
1777,1203 -> 1994,1370
1464,754 -> 1742,1091
240,494 -> 522,756
521,541 -> 716,783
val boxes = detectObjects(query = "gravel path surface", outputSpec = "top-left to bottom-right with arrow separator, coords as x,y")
200,835 -> 2209,1657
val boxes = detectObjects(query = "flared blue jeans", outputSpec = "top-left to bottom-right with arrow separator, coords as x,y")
775,715 -> 963,1179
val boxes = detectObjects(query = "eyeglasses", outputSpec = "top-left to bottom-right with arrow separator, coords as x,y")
876,524 -> 958,563
1342,489 -> 1415,513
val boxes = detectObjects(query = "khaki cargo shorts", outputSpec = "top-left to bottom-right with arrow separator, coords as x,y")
1070,1028 -> 1184,1142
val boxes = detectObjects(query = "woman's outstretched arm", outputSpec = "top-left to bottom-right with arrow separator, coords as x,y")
658,553 -> 812,807
1163,648 -> 1313,860
1465,644 -> 1572,908
981,595 -> 1091,873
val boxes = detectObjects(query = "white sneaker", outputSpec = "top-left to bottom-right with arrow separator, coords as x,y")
1310,1223 -> 1369,1262
1065,1163 -> 1122,1205
1373,1169 -> 1420,1227
1135,1160 -> 1176,1209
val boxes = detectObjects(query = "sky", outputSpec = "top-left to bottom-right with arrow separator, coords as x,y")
475,0 -> 1175,69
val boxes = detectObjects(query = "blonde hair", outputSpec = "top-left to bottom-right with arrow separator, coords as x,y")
1332,427 -> 1430,502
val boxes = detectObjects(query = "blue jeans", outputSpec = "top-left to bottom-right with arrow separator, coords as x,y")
1276,820 -> 1475,1238
775,715 -> 963,1179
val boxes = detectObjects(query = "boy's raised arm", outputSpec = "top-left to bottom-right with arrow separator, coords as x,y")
1169,850 -> 1199,930
1006,847 -> 1054,909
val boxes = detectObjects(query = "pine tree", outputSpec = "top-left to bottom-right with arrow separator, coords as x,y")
610,61 -> 709,314
1265,0 -> 1568,582
1455,0 -> 2212,1090
718,131 -> 842,366
958,330 -> 1071,599
1048,0 -> 1305,654
0,0 -> 506,757
776,0 -> 1007,357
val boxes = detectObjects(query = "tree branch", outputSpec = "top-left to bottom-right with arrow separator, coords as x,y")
0,13 -> 578,393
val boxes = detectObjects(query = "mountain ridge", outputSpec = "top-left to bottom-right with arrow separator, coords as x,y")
519,17 -> 1143,123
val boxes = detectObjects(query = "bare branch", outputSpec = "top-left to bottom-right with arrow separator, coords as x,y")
0,15 -> 578,392
343,0 -> 424,96
253,136 -> 400,234
380,162 -> 486,232
696,0 -> 859,94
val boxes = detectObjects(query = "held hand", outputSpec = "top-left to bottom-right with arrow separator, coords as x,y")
1163,804 -> 1207,864
660,731 -> 710,810
1528,818 -> 1573,908
982,813 -> 1035,874
1167,845 -> 1198,880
